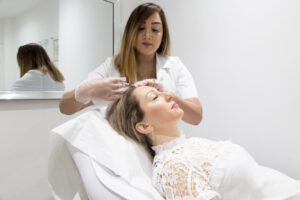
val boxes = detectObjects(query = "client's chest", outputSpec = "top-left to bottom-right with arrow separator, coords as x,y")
170,138 -> 223,174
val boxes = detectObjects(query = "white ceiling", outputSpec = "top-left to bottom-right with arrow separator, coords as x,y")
0,0 -> 48,18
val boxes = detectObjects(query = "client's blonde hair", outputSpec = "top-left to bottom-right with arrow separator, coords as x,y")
106,86 -> 154,156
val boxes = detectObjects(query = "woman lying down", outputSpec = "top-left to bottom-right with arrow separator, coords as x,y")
106,85 -> 300,200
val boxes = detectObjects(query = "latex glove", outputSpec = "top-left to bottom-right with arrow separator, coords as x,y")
134,79 -> 164,91
75,77 -> 127,104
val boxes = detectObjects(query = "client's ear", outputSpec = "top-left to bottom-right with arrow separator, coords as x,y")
135,122 -> 153,135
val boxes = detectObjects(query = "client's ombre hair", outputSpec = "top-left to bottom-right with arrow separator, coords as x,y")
106,86 -> 154,156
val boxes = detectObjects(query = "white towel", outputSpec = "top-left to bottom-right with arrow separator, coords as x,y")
49,109 -> 164,200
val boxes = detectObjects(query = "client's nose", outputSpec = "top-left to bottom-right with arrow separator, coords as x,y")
163,92 -> 172,102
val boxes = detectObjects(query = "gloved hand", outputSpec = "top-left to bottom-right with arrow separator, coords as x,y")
75,77 -> 127,104
134,79 -> 164,91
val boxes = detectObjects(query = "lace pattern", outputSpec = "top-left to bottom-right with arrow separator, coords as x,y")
152,137 -> 223,200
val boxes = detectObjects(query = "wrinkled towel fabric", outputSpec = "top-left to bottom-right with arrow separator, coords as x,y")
49,109 -> 164,200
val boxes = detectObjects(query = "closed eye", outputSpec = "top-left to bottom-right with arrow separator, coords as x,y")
153,95 -> 158,100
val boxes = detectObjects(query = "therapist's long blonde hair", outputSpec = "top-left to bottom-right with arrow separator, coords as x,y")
114,3 -> 171,83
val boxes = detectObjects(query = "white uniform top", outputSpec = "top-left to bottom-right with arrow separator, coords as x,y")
11,70 -> 65,91
87,54 -> 198,99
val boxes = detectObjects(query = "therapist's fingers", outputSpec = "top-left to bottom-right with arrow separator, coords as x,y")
107,77 -> 126,82
115,87 -> 128,94
102,90 -> 121,100
109,82 -> 123,90
143,80 -> 164,91
107,77 -> 127,85
107,94 -> 122,100
134,79 -> 164,91
106,87 -> 127,100
146,82 -> 164,91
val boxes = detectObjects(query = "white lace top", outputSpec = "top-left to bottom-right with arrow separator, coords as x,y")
152,135 -> 223,200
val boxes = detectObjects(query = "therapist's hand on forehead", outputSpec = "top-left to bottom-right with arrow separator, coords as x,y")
75,77 -> 164,104
75,77 -> 127,104
134,79 -> 164,92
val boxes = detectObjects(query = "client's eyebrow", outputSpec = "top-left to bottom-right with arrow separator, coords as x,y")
145,89 -> 156,99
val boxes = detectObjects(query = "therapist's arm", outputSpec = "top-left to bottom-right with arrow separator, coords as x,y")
171,95 -> 202,125
59,89 -> 92,115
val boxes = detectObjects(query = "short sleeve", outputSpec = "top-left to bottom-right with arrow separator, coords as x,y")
153,159 -> 220,200
175,58 -> 198,99
87,57 -> 120,81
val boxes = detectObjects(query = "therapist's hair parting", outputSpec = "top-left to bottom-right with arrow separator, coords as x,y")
114,2 -> 171,83
106,86 -> 155,156
17,43 -> 64,82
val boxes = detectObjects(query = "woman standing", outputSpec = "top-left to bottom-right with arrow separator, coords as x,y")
59,3 -> 202,125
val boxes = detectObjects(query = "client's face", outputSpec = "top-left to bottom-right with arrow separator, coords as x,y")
133,86 -> 183,126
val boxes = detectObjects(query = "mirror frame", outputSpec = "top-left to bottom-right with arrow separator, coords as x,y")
0,0 -> 121,100
0,91 -> 64,100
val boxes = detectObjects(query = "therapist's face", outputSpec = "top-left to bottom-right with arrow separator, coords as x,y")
135,12 -> 163,57
133,86 -> 183,126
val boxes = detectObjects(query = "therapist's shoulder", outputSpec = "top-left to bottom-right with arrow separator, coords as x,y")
90,57 -> 119,79
10,70 -> 40,90
22,70 -> 43,82
94,57 -> 114,70
157,54 -> 187,71
158,54 -> 182,63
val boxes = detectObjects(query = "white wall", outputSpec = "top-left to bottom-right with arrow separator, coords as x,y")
0,19 -> 3,88
1,18 -> 14,90
59,0 -> 113,90
0,1 -> 299,199
0,100 -> 72,200
1,0 -> 114,91
122,0 -> 300,179
0,1 -> 116,199
0,0 -> 59,90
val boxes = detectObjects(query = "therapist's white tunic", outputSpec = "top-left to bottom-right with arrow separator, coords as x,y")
11,70 -> 65,91
152,135 -> 300,200
86,54 -> 198,99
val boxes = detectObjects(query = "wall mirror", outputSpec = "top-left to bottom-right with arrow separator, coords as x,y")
0,0 -> 120,99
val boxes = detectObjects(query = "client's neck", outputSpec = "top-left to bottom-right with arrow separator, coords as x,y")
152,125 -> 181,146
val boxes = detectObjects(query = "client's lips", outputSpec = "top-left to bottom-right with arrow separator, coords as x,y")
171,102 -> 178,109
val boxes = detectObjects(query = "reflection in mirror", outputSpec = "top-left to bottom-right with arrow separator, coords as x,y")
11,43 -> 65,91
0,0 -> 59,91
0,0 -> 120,99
